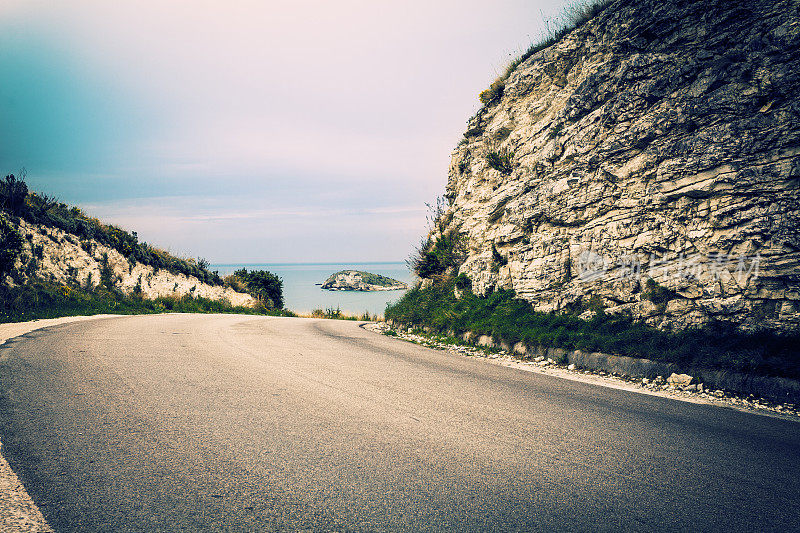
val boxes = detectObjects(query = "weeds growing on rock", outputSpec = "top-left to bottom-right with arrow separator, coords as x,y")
476,0 -> 612,108
485,148 -> 515,175
479,78 -> 506,105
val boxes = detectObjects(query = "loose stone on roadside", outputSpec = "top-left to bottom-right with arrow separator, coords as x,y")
362,322 -> 800,419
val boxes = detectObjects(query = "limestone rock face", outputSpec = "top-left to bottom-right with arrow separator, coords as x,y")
3,216 -> 254,307
443,0 -> 800,332
321,270 -> 407,291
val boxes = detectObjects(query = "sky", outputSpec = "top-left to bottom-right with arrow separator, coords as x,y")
1,0 -> 569,263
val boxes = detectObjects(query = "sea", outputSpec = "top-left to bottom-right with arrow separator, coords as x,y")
211,262 -> 413,318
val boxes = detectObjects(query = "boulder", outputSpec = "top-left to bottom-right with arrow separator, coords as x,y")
667,373 -> 695,388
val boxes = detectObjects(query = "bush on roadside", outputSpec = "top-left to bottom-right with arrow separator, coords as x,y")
409,230 -> 467,279
0,217 -> 23,277
232,268 -> 284,309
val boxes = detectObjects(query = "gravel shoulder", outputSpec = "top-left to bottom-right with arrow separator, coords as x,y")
362,322 -> 800,423
0,314 -> 123,533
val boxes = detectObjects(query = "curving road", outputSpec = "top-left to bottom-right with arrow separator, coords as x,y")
0,314 -> 798,532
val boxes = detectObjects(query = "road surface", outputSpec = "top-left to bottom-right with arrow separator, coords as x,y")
0,314 -> 798,531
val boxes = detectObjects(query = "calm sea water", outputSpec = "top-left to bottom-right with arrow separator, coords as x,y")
212,262 -> 413,317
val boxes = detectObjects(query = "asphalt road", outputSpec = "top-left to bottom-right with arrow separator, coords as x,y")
0,314 -> 798,532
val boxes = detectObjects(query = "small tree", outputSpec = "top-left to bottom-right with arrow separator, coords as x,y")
0,173 -> 29,216
0,218 -> 24,277
233,268 -> 284,309
409,230 -> 467,279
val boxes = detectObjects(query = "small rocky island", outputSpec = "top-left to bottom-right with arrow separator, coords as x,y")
321,270 -> 407,291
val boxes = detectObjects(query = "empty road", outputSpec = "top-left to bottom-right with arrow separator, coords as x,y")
0,314 -> 798,531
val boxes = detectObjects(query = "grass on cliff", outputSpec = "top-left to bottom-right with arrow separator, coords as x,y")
0,280 -> 296,324
385,280 -> 800,381
479,0 -> 612,105
2,173 -> 289,311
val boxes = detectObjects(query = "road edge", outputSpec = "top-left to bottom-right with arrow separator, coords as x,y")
0,439 -> 53,533
0,314 -> 124,532
361,323 -> 800,423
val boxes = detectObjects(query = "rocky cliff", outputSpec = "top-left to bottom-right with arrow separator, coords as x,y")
440,0 -> 800,332
2,214 -> 254,307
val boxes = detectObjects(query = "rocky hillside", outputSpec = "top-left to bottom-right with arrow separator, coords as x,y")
436,0 -> 799,332
1,213 -> 254,307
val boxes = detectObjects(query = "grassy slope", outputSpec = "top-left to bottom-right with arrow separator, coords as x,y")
385,281 -> 800,381
0,280 -> 294,324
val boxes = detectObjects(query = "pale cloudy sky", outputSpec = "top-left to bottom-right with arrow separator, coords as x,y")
1,0 -> 567,262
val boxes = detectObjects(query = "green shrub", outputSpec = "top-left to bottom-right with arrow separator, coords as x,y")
409,230 -> 467,279
99,253 -> 115,290
0,174 -> 28,216
455,273 -> 472,291
325,306 -> 342,319
0,218 -> 23,277
479,78 -> 505,105
232,268 -> 284,309
485,148 -> 515,175
133,276 -> 143,296
643,278 -> 674,305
